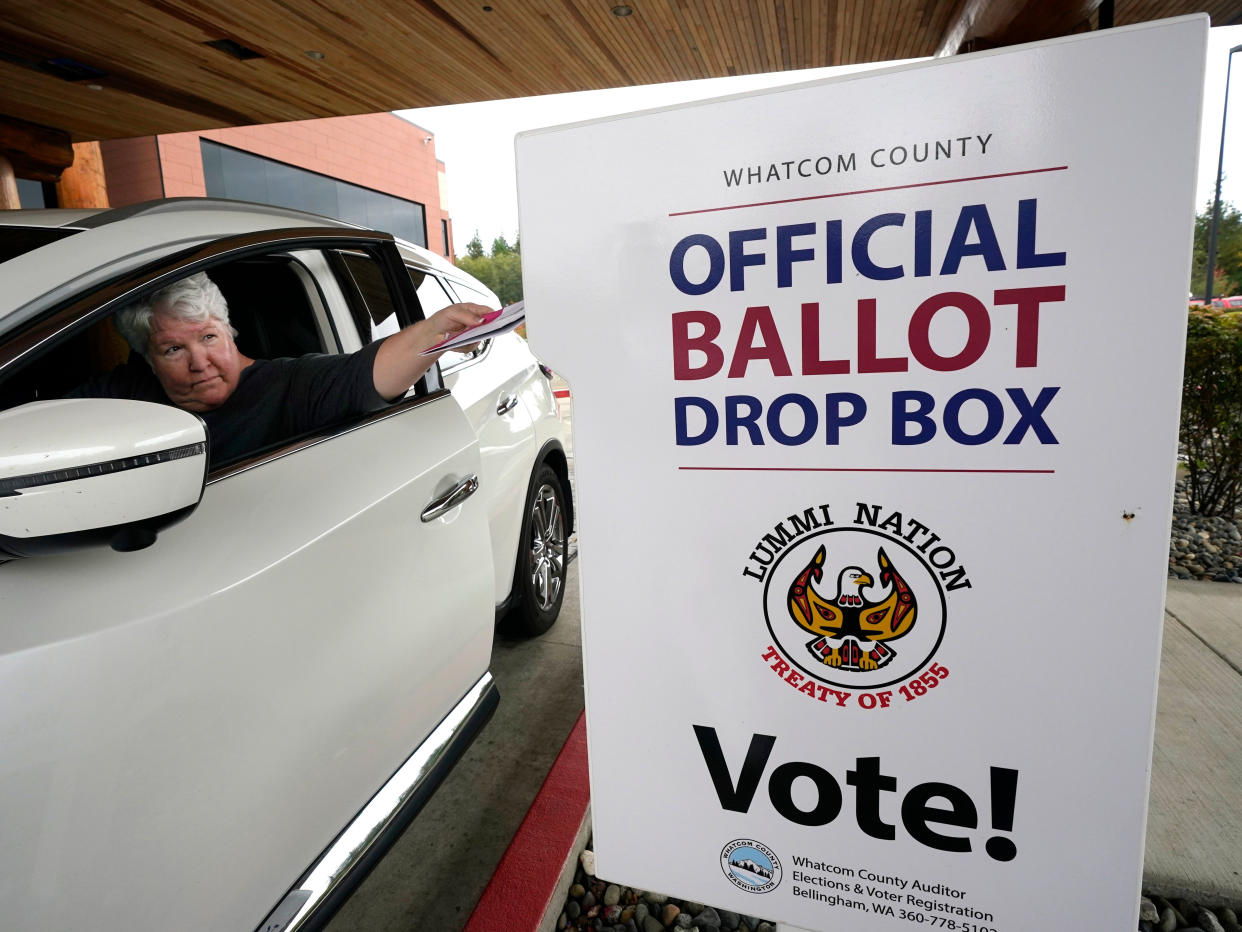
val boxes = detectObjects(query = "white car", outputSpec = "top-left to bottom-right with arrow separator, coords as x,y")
0,199 -> 572,931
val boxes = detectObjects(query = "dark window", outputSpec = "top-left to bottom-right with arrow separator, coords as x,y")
201,140 -> 427,247
333,251 -> 404,345
16,179 -> 47,208
442,219 -> 450,256
208,257 -> 328,359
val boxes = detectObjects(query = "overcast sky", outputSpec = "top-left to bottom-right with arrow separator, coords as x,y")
397,23 -> 1242,254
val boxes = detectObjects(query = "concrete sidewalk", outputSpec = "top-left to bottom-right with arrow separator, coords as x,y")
1146,580 -> 1242,905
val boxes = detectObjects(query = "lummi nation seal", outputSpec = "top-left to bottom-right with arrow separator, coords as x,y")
745,503 -> 964,696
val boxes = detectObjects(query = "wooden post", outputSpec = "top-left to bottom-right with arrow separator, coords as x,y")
56,142 -> 109,208
0,153 -> 20,209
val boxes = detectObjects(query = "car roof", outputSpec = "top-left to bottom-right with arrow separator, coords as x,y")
0,208 -> 102,228
0,197 -> 462,329
3,197 -> 368,235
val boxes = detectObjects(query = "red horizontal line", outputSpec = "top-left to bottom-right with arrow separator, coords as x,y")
678,466 -> 1055,474
669,166 -> 1069,217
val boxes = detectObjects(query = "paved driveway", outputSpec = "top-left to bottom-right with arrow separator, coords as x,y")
1145,580 -> 1242,905
325,559 -> 585,932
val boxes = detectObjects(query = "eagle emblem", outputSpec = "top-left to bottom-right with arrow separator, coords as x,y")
787,546 -> 917,671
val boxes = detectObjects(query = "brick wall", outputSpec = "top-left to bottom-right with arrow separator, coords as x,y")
98,138 -> 164,206
101,113 -> 456,258
437,160 -> 454,257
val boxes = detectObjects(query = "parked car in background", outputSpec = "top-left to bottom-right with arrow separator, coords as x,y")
1219,295 -> 1242,309
0,199 -> 572,932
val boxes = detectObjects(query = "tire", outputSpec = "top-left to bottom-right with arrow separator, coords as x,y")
501,463 -> 569,637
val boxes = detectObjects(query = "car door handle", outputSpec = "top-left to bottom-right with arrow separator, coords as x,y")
421,474 -> 479,523
496,394 -> 519,416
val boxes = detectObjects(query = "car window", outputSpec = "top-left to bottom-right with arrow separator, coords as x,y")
417,269 -> 491,372
0,250 -> 394,473
209,255 -> 333,359
334,250 -> 406,344
445,278 -> 496,306
0,253 -> 327,410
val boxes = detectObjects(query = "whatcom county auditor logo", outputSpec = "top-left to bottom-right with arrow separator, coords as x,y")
744,504 -> 967,709
720,839 -> 782,893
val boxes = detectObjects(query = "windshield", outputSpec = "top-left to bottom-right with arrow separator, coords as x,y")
0,226 -> 82,264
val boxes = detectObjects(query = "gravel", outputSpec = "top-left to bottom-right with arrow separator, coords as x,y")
1168,478 -> 1242,582
1140,896 -> 1242,932
555,848 -> 774,932
554,850 -> 1240,931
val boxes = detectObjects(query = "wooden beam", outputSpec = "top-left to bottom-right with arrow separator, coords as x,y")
936,0 -> 1101,56
0,29 -> 259,130
998,0 -> 1099,45
56,141 -> 108,208
0,115 -> 73,181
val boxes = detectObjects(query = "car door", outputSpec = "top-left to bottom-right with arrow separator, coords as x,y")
410,267 -> 541,607
0,231 -> 494,931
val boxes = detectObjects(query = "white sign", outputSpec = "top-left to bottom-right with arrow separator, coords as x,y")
517,18 -> 1206,932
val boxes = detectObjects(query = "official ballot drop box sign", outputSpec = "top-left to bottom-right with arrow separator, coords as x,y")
517,18 -> 1206,931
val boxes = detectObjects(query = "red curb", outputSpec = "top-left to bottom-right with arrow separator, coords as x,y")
464,712 -> 590,932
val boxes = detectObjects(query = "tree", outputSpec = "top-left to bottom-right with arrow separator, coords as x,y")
1181,307 -> 1242,515
455,233 -> 523,305
1191,200 -> 1242,299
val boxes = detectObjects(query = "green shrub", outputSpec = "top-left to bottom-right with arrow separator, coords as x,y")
1181,307 -> 1242,515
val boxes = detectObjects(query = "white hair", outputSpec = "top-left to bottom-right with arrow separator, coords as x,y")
115,271 -> 233,357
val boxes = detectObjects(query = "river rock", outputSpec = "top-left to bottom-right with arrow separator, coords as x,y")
692,907 -> 722,929
1141,898 -> 1160,922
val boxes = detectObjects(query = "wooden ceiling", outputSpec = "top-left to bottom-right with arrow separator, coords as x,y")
1,0 -> 1240,178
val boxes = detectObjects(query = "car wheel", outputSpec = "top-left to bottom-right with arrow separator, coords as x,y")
502,463 -> 568,637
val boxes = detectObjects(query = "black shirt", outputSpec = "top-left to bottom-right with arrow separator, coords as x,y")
70,341 -> 389,465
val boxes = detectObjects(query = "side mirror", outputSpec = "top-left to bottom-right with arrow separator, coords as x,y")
0,398 -> 208,558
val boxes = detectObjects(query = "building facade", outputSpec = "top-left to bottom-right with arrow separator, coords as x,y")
22,113 -> 455,260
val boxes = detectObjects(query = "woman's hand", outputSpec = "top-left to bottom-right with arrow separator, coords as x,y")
372,303 -> 491,400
